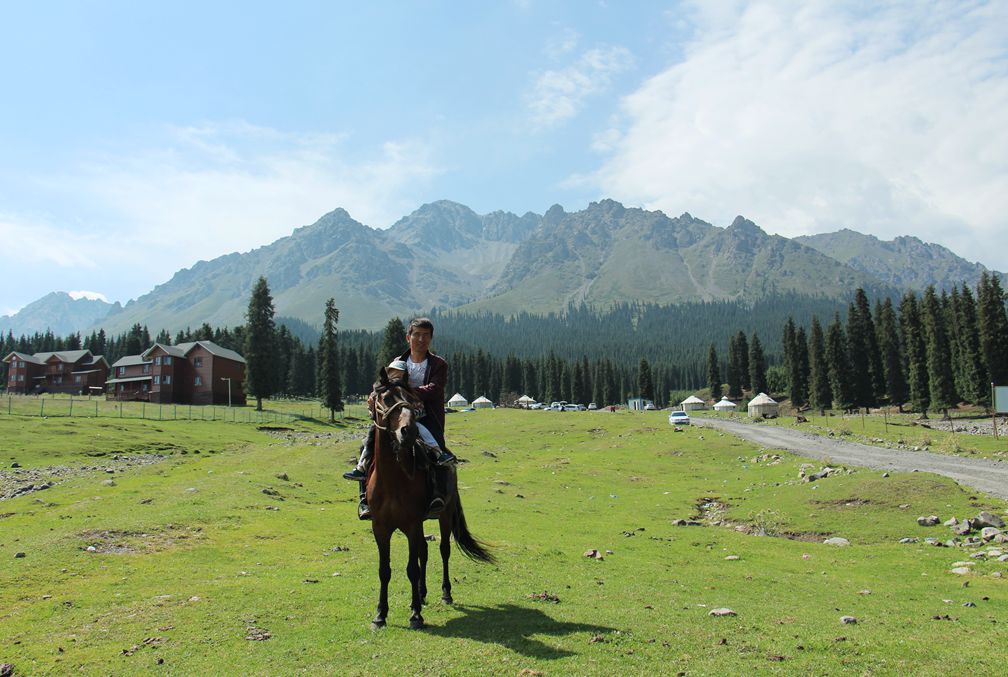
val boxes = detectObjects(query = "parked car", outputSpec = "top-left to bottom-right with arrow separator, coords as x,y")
529,402 -> 544,410
668,410 -> 690,426
644,402 -> 657,410
563,404 -> 580,411
587,402 -> 598,410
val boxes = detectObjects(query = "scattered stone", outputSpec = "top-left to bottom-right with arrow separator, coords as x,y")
518,670 -> 544,676
261,488 -> 281,497
976,511 -> 1005,529
0,664 -> 13,677
953,521 -> 972,536
245,626 -> 272,641
899,537 -> 918,544
303,579 -> 319,584
86,545 -> 97,553
10,462 -> 19,468
918,515 -> 940,526
980,527 -> 1001,541
725,555 -> 740,561
709,608 -> 736,617
823,537 -> 850,547
102,479 -> 115,487
840,616 -> 858,624
14,552 -> 25,559
857,590 -> 871,596
528,591 -> 560,603
963,602 -> 977,607
583,549 -> 604,560
944,517 -> 958,527
589,634 -> 606,643
275,473 -> 289,481
950,567 -> 972,575
264,506 -> 279,511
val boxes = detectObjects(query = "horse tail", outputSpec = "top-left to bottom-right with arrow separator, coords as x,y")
451,496 -> 495,564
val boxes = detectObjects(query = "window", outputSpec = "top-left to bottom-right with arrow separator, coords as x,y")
142,383 -> 149,391
164,375 -> 171,385
18,374 -> 24,382
194,357 -> 203,368
194,375 -> 202,386
142,365 -> 151,374
8,372 -> 14,381
118,366 -> 125,376
165,356 -> 172,365
153,375 -> 160,385
74,375 -> 81,384
154,356 -> 161,365
18,360 -> 25,368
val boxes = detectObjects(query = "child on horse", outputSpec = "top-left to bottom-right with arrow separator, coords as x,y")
344,318 -> 456,519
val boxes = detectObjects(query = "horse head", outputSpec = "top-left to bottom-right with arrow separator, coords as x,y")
376,385 -> 422,463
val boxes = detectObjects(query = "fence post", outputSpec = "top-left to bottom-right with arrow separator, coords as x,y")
95,401 -> 98,417
142,402 -> 146,420
159,403 -> 162,420
40,397 -> 44,417
69,396 -> 73,417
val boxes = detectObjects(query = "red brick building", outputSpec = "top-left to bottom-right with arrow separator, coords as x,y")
3,349 -> 110,395
106,340 -> 246,406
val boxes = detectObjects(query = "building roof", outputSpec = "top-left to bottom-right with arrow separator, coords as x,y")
143,340 -> 246,364
747,392 -> 778,406
111,354 -> 151,368
472,395 -> 492,403
105,375 -> 153,384
680,395 -> 705,405
713,396 -> 737,410
2,351 -> 42,364
448,392 -> 468,403
4,349 -> 95,365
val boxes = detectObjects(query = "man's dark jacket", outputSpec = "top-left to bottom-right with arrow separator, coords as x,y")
399,348 -> 448,449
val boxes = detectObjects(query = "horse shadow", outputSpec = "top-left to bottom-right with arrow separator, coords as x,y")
427,602 -> 616,659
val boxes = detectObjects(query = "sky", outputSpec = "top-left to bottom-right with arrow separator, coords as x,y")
2,0 -> 1006,316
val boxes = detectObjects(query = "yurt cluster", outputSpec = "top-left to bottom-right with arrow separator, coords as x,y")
447,393 -> 494,410
678,393 -> 779,418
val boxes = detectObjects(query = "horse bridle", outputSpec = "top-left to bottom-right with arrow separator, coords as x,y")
373,386 -> 424,477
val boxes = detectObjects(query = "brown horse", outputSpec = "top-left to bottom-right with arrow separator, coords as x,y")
367,383 -> 494,630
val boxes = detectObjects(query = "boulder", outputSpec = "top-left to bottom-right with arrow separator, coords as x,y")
976,511 -> 1006,529
980,527 -> 1001,541
952,521 -> 972,536
824,537 -> 850,547
917,515 -> 940,526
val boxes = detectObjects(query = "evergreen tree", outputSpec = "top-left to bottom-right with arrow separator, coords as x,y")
795,325 -> 810,407
899,291 -> 930,417
748,333 -> 767,395
707,343 -> 722,401
876,297 -> 908,409
376,317 -> 406,372
734,332 -> 750,391
922,286 -> 957,419
637,358 -> 654,401
826,313 -> 855,411
955,285 -> 988,406
847,289 -> 883,411
977,272 -> 1008,388
319,299 -> 343,421
244,276 -> 277,411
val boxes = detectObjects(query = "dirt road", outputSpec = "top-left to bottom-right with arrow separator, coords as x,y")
695,418 -> 1008,501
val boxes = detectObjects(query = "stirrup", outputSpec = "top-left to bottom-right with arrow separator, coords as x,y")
426,496 -> 445,519
436,451 -> 457,466
358,500 -> 371,520
343,468 -> 366,481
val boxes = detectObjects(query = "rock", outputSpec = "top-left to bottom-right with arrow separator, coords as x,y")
102,479 -> 115,487
953,521 -> 972,536
14,552 -> 25,558
944,517 -> 958,527
882,472 -> 889,478
583,549 -> 603,560
976,511 -> 1005,529
709,608 -> 736,617
823,537 -> 850,547
275,473 -> 289,481
899,537 -> 918,544
999,555 -> 1008,562
917,515 -> 940,526
980,527 -> 1001,541
11,462 -> 20,468
963,601 -> 977,607
725,555 -> 740,561
950,567 -> 972,575
840,616 -> 858,624
86,545 -> 97,552
0,664 -> 14,677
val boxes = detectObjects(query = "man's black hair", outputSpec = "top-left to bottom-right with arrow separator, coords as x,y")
407,317 -> 434,336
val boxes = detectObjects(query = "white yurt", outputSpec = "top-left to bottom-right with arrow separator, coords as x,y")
713,396 -> 737,412
448,393 -> 468,408
747,392 -> 779,418
472,395 -> 494,410
516,394 -> 536,407
680,395 -> 706,411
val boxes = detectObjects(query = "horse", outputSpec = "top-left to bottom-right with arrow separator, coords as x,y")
367,382 -> 494,630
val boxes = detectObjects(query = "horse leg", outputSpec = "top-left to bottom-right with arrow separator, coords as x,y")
371,524 -> 392,629
439,507 -> 453,604
406,525 -> 425,629
419,527 -> 429,605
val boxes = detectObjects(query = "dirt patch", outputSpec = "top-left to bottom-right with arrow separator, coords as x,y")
0,454 -> 167,501
78,525 -> 204,554
814,498 -> 873,507
262,428 -> 365,444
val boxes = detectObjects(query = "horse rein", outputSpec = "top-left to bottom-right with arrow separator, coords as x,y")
372,386 -> 424,479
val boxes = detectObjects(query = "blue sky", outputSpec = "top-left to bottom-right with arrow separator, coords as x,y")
2,1 -> 1006,316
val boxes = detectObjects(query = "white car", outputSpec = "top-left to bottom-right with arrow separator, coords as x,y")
668,411 -> 690,426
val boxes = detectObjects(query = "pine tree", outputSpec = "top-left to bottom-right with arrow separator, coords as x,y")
376,318 -> 406,375
826,313 -> 855,412
638,358 -> 654,401
899,291 -> 930,417
319,299 -> 343,421
244,276 -> 277,411
808,317 -> 832,414
978,272 -> 1008,388
955,285 -> 988,406
922,286 -> 957,419
748,333 -> 767,396
847,289 -> 883,411
795,326 -> 809,407
707,343 -> 722,401
876,297 -> 908,410
735,332 -> 750,391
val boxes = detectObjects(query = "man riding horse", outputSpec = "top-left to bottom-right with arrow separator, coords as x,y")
344,317 -> 456,519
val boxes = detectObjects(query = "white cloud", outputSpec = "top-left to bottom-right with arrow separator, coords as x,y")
590,1 -> 1008,270
529,46 -> 635,127
68,290 -> 110,302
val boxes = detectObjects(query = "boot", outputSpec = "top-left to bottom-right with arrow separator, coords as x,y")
426,466 -> 449,517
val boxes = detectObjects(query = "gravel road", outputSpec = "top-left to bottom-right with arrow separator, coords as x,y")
695,418 -> 1008,501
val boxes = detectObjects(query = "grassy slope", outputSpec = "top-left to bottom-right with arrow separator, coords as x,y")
1,409 -> 1006,676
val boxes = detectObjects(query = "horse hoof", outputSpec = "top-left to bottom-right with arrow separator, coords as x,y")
409,617 -> 425,630
371,619 -> 386,631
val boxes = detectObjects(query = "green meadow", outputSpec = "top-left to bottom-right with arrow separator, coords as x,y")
2,407 -> 1006,676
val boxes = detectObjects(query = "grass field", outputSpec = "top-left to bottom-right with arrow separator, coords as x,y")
2,408 -> 1007,675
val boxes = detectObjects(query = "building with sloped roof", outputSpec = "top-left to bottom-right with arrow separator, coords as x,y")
105,340 -> 246,405
3,349 -> 109,395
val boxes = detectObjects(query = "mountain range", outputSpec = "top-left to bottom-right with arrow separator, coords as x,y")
2,199 -> 1002,336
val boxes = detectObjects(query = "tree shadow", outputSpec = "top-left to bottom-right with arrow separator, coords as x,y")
427,603 -> 616,659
